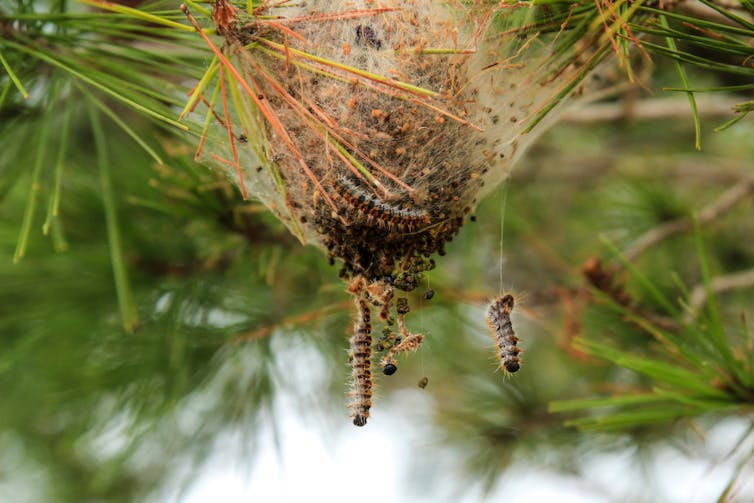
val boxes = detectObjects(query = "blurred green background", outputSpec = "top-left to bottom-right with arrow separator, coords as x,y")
2,0 -> 754,501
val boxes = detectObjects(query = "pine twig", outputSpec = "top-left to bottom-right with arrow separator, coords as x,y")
622,177 -> 754,263
676,0 -> 754,28
687,268 -> 754,319
561,96 -> 747,123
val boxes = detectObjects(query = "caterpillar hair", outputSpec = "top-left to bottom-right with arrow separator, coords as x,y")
350,298 -> 373,427
486,294 -> 522,374
347,274 -> 367,296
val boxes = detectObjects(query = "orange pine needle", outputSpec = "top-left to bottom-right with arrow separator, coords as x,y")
181,3 -> 343,221
252,0 -> 290,15
594,0 -> 622,58
262,20 -> 306,43
210,153 -> 234,167
246,63 -> 397,198
240,67 -> 345,222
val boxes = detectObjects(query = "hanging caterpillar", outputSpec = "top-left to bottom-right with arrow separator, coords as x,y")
486,294 -> 521,373
349,297 -> 374,427
331,176 -> 431,234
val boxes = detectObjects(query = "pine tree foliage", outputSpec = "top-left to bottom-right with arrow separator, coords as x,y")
1,0 -> 754,500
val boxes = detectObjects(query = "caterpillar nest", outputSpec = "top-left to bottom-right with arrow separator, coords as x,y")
183,0 -> 601,425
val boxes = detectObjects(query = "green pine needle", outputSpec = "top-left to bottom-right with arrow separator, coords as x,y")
83,87 -> 165,166
88,102 -> 140,333
42,100 -> 73,236
0,50 -> 30,100
13,118 -> 48,264
659,14 -> 701,151
599,235 -> 681,316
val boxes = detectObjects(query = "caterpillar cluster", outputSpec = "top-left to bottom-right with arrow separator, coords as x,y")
486,294 -> 522,373
181,0 -> 604,429
331,177 -> 431,234
346,281 -> 525,425
187,0 -> 601,251
347,275 -> 426,426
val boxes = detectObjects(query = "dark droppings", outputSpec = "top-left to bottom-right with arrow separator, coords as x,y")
355,24 -> 382,49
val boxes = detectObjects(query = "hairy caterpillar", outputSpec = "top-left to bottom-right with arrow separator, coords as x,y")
331,177 -> 431,234
486,294 -> 521,373
350,297 -> 374,427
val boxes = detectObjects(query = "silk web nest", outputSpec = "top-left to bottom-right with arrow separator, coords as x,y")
183,0 -> 600,426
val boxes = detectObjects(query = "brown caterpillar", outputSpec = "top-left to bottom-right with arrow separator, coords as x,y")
350,297 -> 373,427
331,176 -> 430,233
486,294 -> 521,373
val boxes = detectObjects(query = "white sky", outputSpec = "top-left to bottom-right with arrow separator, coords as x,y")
179,392 -> 754,503
133,333 -> 754,503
